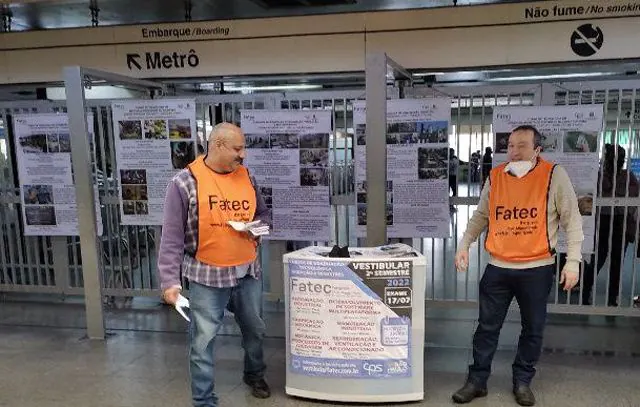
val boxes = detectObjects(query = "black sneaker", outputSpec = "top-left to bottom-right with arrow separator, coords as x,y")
243,377 -> 271,399
452,381 -> 488,404
513,385 -> 535,406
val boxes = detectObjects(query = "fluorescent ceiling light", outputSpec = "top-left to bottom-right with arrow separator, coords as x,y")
223,84 -> 322,92
487,72 -> 616,82
412,72 -> 446,77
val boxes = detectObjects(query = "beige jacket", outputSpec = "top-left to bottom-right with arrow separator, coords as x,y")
459,164 -> 584,275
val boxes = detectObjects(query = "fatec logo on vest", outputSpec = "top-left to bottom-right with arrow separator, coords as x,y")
208,195 -> 250,212
495,205 -> 539,220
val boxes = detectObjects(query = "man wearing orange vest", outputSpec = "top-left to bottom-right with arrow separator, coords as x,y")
452,125 -> 583,406
158,122 -> 272,407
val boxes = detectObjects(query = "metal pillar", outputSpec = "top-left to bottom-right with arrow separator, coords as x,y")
364,52 -> 414,246
63,66 -> 166,339
365,53 -> 388,246
64,67 -> 105,339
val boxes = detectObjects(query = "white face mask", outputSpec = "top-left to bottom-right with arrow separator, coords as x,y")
505,151 -> 539,178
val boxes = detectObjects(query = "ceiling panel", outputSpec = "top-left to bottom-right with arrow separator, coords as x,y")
2,0 -> 533,31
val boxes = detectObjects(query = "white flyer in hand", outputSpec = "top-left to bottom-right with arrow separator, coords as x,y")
227,220 -> 270,236
174,294 -> 190,322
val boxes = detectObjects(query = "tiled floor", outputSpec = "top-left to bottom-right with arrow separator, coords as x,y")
1,301 -> 640,407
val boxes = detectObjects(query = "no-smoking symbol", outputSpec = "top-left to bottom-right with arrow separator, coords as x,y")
571,24 -> 604,57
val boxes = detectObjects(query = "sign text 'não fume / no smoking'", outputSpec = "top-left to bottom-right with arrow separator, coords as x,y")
524,2 -> 640,19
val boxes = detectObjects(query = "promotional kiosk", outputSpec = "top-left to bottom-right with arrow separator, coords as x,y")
283,244 -> 426,403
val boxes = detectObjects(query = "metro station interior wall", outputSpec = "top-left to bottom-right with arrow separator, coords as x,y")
1,33 -> 365,83
2,13 -> 640,84
365,17 -> 640,70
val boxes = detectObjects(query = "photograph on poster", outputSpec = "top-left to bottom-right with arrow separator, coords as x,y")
171,141 -> 196,170
386,204 -> 394,225
19,134 -> 48,153
299,133 -> 330,149
144,119 -> 168,139
135,201 -> 149,215
121,185 -> 148,201
58,134 -> 71,153
259,187 -> 272,197
539,132 -> 559,153
576,190 -> 594,216
417,120 -> 448,143
419,168 -> 448,180
564,131 -> 598,153
246,134 -> 269,149
47,134 -> 60,153
259,187 -> 273,208
357,192 -> 366,204
137,185 -> 148,200
495,132 -> 510,154
300,149 -> 329,167
418,147 -> 448,180
118,121 -> 143,140
25,206 -> 57,226
270,133 -> 298,149
357,204 -> 367,225
387,122 -> 417,133
123,201 -> 135,215
357,203 -> 393,226
120,169 -> 147,185
356,124 -> 366,146
168,119 -> 192,140
387,133 -> 417,145
356,180 -> 392,194
300,168 -> 329,187
23,185 -> 54,205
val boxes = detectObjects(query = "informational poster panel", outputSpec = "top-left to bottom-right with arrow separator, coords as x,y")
241,110 -> 332,241
111,99 -> 196,225
288,258 -> 412,378
13,113 -> 103,236
492,105 -> 604,253
353,99 -> 452,238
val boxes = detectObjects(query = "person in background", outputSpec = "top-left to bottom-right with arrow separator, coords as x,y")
158,122 -> 272,407
452,125 -> 583,406
482,146 -> 493,184
450,148 -> 460,212
582,144 -> 639,306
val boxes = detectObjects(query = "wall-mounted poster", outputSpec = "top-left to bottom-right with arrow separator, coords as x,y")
353,99 -> 452,239
12,113 -> 103,236
111,99 -> 197,225
241,110 -> 332,241
492,105 -> 604,253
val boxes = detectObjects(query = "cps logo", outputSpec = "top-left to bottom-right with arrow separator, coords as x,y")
362,362 -> 384,376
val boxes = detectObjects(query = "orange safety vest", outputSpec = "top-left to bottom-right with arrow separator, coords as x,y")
188,157 -> 257,267
485,158 -> 556,263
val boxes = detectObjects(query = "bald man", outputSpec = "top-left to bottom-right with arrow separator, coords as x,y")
158,122 -> 272,407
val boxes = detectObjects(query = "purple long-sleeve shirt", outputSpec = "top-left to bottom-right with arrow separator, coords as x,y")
157,167 -> 271,290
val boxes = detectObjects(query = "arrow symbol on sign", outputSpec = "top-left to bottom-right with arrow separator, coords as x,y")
127,53 -> 142,70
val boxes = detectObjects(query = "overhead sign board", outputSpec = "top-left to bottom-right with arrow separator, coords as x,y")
1,0 -> 640,84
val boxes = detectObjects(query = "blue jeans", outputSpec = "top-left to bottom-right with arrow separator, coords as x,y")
468,264 -> 554,389
188,277 -> 267,407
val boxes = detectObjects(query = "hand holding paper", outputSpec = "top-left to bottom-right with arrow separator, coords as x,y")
174,294 -> 190,322
228,220 -> 270,237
